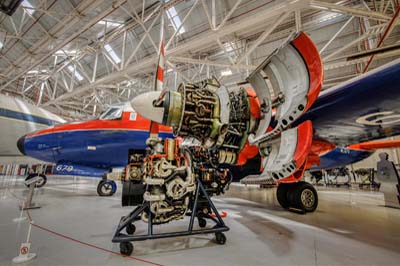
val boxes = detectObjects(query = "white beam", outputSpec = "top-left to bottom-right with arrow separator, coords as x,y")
309,1 -> 391,21
235,11 -> 291,65
320,16 -> 354,54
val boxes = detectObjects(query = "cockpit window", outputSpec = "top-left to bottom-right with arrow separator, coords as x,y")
99,107 -> 122,120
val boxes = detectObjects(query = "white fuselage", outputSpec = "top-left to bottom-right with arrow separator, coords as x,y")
0,95 -> 65,156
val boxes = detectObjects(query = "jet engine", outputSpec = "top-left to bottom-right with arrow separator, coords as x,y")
113,31 -> 324,257
132,32 -> 322,185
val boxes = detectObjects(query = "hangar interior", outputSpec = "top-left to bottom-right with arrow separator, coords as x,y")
0,0 -> 400,265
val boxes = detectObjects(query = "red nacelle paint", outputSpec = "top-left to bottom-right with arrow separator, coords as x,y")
292,32 -> 323,112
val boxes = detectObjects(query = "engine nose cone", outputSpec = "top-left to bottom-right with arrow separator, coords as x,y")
17,135 -> 26,155
131,91 -> 164,124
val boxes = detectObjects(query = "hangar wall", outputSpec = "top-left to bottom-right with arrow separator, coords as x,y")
352,136 -> 400,169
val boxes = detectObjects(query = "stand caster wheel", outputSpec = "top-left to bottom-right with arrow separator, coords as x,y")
198,218 -> 207,228
120,242 -> 134,256
215,232 -> 226,245
126,223 -> 136,235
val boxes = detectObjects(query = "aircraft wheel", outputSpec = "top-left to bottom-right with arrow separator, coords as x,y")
126,223 -> 136,235
276,183 -> 292,209
215,232 -> 226,245
289,182 -> 318,212
25,174 -> 47,188
120,242 -> 133,256
97,180 -> 116,196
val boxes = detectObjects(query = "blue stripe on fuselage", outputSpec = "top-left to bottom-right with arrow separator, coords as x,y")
0,107 -> 58,126
311,147 -> 373,171
24,129 -> 174,169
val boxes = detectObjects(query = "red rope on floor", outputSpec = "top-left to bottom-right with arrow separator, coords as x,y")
26,208 -> 33,222
25,210 -> 163,266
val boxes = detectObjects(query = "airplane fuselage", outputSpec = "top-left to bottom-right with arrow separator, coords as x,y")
20,109 -> 173,177
17,58 -> 400,178
0,94 -> 64,156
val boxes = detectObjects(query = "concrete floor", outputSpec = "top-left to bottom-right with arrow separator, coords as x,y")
1,175 -> 400,266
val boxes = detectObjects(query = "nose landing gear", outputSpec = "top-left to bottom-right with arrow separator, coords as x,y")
97,179 -> 117,196
277,181 -> 318,213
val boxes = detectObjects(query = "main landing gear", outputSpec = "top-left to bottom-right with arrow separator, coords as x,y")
276,181 -> 318,212
25,174 -> 47,188
97,179 -> 117,196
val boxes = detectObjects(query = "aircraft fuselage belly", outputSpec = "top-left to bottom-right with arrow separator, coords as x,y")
25,129 -> 173,169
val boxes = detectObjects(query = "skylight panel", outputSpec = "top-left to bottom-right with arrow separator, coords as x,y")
318,12 -> 342,23
166,6 -> 185,34
22,0 -> 35,15
0,31 -> 4,49
27,70 -> 48,74
67,65 -> 84,81
54,49 -> 77,56
221,69 -> 232,76
98,20 -> 122,27
104,44 -> 121,64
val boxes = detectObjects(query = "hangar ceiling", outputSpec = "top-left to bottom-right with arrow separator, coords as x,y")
0,0 -> 399,119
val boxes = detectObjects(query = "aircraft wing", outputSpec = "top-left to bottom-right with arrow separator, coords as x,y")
298,58 -> 400,147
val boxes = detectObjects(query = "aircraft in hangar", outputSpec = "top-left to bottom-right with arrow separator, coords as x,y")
0,91 -> 174,196
130,31 -> 400,217
16,32 -> 400,213
16,103 -> 174,197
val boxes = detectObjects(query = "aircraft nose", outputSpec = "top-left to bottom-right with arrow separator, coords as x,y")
130,91 -> 164,124
17,135 -> 26,155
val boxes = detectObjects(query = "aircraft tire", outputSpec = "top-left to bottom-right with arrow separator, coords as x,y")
276,183 -> 292,209
25,174 -> 47,188
97,180 -> 116,196
289,181 -> 318,212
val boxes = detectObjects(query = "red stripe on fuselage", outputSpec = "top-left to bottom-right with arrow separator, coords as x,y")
26,112 -> 173,138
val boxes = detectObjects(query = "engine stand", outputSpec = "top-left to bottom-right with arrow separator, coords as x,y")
112,178 -> 229,255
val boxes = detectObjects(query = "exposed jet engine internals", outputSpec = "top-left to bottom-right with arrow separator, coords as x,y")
132,32 -> 323,213
139,136 -> 232,224
141,137 -> 196,224
153,77 -> 253,165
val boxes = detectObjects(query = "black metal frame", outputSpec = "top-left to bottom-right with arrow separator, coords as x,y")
112,178 -> 229,244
